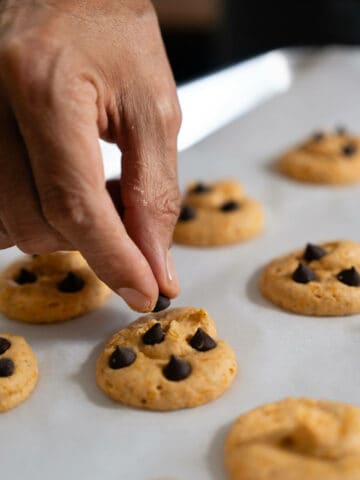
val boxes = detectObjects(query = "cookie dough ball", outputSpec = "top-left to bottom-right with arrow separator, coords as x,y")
224,397 -> 360,480
173,179 -> 264,246
0,251 -> 110,323
278,128 -> 360,184
259,240 -> 360,316
96,307 -> 237,411
0,334 -> 38,412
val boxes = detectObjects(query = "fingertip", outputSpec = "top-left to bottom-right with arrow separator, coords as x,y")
117,287 -> 156,313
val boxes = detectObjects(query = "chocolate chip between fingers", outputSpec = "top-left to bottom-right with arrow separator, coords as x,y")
0,338 -> 11,355
292,263 -> 316,284
0,358 -> 15,377
109,347 -> 136,369
152,294 -> 170,312
189,328 -> 217,352
163,355 -> 191,381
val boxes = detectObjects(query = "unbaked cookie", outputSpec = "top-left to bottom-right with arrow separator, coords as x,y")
260,240 -> 360,316
0,251 -> 110,323
173,179 -> 264,246
0,334 -> 38,412
96,307 -> 237,411
278,127 -> 360,184
224,397 -> 360,480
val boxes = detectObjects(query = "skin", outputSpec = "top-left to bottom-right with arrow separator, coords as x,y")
0,0 -> 181,312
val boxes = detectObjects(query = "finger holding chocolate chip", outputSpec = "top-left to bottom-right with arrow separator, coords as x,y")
0,0 -> 181,313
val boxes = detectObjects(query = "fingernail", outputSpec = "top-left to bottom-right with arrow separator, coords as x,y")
167,251 -> 179,288
118,288 -> 153,312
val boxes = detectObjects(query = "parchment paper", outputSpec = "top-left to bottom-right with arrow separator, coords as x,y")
1,47 -> 360,480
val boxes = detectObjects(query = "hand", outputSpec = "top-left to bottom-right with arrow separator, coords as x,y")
0,0 -> 181,312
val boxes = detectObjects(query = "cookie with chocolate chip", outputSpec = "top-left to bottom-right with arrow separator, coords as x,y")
174,179 -> 264,246
96,307 -> 237,411
0,334 -> 38,412
0,251 -> 110,323
260,240 -> 360,316
278,127 -> 360,184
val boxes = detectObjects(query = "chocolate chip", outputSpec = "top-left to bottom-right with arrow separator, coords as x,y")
163,355 -> 191,381
191,182 -> 212,194
178,205 -> 196,222
336,126 -> 347,135
189,328 -> 217,352
58,272 -> 85,293
304,243 -> 326,261
142,323 -> 165,345
0,338 -> 11,355
0,358 -> 15,377
342,143 -> 357,156
109,347 -> 136,369
292,263 -> 316,284
337,267 -> 360,286
152,294 -> 170,312
220,201 -> 240,212
15,268 -> 37,285
312,131 -> 324,142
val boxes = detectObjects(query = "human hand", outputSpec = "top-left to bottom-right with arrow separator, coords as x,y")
0,0 -> 181,312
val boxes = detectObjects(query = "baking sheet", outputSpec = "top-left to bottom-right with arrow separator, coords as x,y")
102,48 -> 293,179
2,47 -> 360,480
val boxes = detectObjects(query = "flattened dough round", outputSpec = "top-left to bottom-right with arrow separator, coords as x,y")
225,397 -> 360,480
0,251 -> 110,323
174,180 -> 264,246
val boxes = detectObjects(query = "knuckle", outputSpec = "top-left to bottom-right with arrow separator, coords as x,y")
153,94 -> 182,134
41,185 -> 92,232
150,185 -> 181,226
122,176 -> 181,225
0,30 -> 61,99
